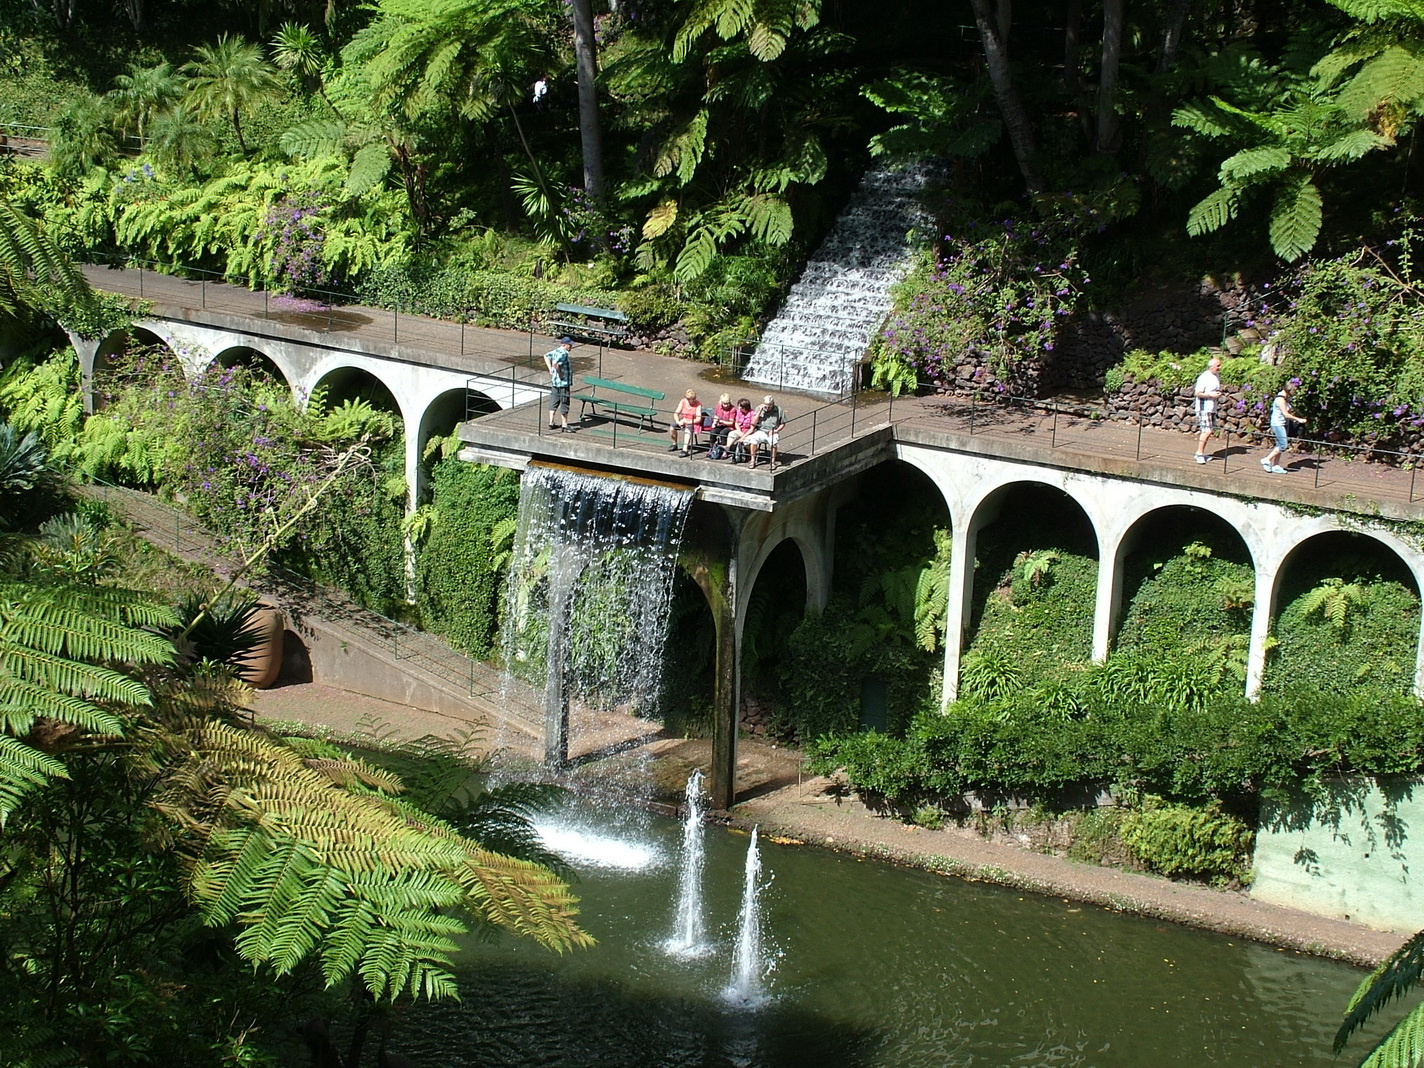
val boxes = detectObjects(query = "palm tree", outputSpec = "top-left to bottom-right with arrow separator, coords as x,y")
272,21 -> 344,119
47,92 -> 119,178
183,35 -> 281,154
107,60 -> 185,142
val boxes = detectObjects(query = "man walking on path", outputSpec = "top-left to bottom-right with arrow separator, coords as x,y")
1193,356 -> 1222,464
545,336 -> 573,432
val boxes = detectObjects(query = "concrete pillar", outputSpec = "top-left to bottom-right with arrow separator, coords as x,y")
1245,561 -> 1279,700
1414,599 -> 1424,700
66,332 -> 101,415
402,408 -> 422,603
941,514 -> 977,705
684,507 -> 743,811
1092,537 -> 1126,664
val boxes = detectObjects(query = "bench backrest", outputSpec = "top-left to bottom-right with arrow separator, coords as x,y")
582,375 -> 664,401
556,302 -> 629,323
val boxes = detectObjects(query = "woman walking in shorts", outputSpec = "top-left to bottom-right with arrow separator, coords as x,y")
1262,380 -> 1307,473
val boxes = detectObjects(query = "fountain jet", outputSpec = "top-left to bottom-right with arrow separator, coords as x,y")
664,770 -> 709,958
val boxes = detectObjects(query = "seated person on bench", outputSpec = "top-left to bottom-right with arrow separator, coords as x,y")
708,393 -> 737,448
668,389 -> 703,456
745,394 -> 786,471
723,398 -> 757,461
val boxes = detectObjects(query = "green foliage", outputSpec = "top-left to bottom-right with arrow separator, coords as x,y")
0,198 -> 97,326
1269,566 -> 1419,696
0,566 -> 591,1062
0,424 -> 51,522
0,581 -> 175,820
416,459 -> 520,658
1117,797 -> 1254,880
1336,930 -> 1424,1068
810,681 -> 1424,812
870,212 -> 1089,387
1116,533 -> 1255,671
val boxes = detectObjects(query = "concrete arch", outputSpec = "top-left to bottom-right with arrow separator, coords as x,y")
209,345 -> 290,388
1107,504 -> 1254,660
1264,525 -> 1424,696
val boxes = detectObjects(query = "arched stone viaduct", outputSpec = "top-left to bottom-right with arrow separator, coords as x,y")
71,309 -> 1424,810
69,315 -> 544,516
680,438 -> 1424,806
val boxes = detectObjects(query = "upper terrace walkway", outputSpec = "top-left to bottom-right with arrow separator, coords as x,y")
79,261 -> 1424,522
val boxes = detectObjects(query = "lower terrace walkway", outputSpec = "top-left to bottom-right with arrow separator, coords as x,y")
80,262 -> 1424,521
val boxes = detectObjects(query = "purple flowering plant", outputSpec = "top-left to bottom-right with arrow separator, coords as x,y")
257,189 -> 330,294
870,208 -> 1089,394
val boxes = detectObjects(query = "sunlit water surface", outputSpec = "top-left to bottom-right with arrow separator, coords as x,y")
402,801 -> 1383,1068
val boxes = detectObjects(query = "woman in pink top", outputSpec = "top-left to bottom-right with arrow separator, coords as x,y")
710,393 -> 737,448
668,389 -> 703,456
724,397 -> 756,460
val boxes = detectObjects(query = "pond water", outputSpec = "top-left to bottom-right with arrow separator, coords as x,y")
403,800 -> 1381,1068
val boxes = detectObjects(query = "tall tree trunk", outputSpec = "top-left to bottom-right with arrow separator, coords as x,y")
1062,0 -> 1082,94
569,0 -> 606,198
1156,0 -> 1189,74
968,0 -> 1040,193
1095,0 -> 1123,154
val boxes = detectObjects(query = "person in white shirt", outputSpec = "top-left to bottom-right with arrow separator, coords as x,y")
1192,356 -> 1222,464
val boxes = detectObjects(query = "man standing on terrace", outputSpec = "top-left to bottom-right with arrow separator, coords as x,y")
545,336 -> 573,432
1193,356 -> 1222,464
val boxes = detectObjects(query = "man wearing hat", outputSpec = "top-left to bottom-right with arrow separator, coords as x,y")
544,336 -> 574,432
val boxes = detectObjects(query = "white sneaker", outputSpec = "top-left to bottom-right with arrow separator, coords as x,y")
1194,454 -> 1207,464
1261,458 -> 1271,470
1270,465 -> 1288,473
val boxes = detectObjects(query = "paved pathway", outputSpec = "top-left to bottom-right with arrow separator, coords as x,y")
83,263 -> 1424,519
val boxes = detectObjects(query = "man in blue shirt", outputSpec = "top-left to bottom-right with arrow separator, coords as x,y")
544,336 -> 573,432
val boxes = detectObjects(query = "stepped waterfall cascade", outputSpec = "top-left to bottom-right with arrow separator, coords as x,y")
742,162 -> 939,396
723,826 -> 771,1007
664,770 -> 710,959
500,467 -> 693,764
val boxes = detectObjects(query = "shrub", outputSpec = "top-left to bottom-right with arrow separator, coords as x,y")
1118,799 -> 1254,881
415,459 -> 520,658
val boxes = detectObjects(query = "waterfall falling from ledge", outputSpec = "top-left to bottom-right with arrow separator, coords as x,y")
743,162 -> 940,397
500,467 -> 693,729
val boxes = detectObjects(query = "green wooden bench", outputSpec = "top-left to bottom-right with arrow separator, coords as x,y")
550,302 -> 630,344
573,375 -> 664,431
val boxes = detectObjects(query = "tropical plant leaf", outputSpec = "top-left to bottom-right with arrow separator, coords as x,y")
1337,930 -> 1424,1057
346,142 -> 394,197
1269,175 -> 1324,261
1186,186 -> 1240,236
280,118 -> 349,159
1218,145 -> 1292,182
642,198 -> 679,240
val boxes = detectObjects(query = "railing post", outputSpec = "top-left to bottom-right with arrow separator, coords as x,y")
1315,440 -> 1322,489
850,390 -> 857,438
201,278 -> 207,310
970,389 -> 978,434
1051,400 -> 1058,448
1412,462 -> 1418,504
1136,402 -> 1143,460
1223,430 -> 1230,474
393,303 -> 399,343
460,321 -> 466,357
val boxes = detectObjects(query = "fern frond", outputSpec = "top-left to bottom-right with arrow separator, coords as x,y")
1338,931 -> 1424,1052
1186,186 -> 1240,236
1337,45 -> 1424,118
1218,145 -> 1292,182
1269,175 -> 1324,262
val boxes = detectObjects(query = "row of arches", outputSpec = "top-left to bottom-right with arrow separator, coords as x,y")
78,321 -> 512,513
706,458 -> 1424,729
